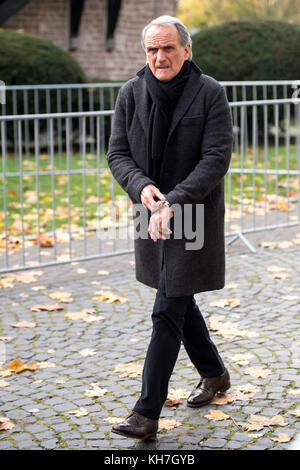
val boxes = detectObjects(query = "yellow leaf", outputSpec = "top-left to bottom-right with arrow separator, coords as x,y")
158,419 -> 182,430
0,417 -> 15,431
204,410 -> 230,421
84,384 -> 108,398
30,304 -> 64,312
69,407 -> 89,417
244,366 -> 272,379
287,389 -> 300,396
37,362 -> 56,369
290,409 -> 300,418
271,434 -> 293,443
79,348 -> 97,357
104,417 -> 124,425
10,321 -> 36,328
209,298 -> 240,309
0,379 -> 10,388
114,362 -> 143,378
240,414 -> 287,432
7,358 -> 37,373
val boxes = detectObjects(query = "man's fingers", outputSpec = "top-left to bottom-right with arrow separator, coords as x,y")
140,184 -> 166,211
152,187 -> 166,202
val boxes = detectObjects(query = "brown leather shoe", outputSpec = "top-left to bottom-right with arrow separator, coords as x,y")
187,368 -> 230,408
111,411 -> 158,440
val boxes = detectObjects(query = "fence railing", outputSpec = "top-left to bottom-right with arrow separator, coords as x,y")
0,89 -> 299,272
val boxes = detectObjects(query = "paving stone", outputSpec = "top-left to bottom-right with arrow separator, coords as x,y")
40,439 -> 58,450
200,438 -> 227,448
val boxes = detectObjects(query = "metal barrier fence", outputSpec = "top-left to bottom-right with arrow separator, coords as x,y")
1,80 -> 298,164
0,93 -> 299,273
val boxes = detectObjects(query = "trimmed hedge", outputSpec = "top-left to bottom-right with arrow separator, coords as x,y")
0,30 -> 86,85
192,20 -> 300,81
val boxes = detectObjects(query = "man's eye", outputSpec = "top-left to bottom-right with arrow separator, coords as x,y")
148,48 -> 157,53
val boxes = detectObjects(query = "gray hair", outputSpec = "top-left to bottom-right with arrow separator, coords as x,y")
141,15 -> 192,61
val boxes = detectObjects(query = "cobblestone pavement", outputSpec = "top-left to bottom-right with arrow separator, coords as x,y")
0,228 -> 299,451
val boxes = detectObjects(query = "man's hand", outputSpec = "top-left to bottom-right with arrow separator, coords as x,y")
148,205 -> 173,242
140,184 -> 166,212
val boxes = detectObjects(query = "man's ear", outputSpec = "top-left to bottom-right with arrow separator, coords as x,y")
184,44 -> 190,60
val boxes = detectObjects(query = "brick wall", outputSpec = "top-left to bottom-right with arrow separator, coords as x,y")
2,0 -> 178,81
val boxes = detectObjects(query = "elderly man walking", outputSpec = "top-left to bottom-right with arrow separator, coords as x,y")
106,15 -> 233,441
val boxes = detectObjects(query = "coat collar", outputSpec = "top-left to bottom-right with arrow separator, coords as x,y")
133,61 -> 204,142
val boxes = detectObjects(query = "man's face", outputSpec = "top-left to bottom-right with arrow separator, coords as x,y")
144,25 -> 190,82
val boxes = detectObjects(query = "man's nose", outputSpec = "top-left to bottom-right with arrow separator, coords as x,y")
156,48 -> 166,62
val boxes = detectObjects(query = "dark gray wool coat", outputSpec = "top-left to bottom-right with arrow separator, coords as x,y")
106,62 -> 233,297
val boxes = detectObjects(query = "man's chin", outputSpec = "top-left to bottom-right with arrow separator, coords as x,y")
154,70 -> 174,82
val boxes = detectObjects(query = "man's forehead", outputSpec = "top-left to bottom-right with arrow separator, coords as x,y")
144,24 -> 180,46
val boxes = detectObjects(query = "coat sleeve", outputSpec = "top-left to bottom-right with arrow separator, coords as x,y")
165,86 -> 233,206
106,86 -> 157,203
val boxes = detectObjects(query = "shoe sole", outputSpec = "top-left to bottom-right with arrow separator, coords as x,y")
186,382 -> 231,408
111,427 -> 157,441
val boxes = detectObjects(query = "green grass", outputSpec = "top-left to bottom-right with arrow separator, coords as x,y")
0,144 -> 298,234
0,151 -> 127,234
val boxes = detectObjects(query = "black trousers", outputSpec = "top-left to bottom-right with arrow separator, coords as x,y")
133,261 -> 225,420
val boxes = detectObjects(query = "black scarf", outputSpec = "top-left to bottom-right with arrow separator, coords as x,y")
142,60 -> 191,182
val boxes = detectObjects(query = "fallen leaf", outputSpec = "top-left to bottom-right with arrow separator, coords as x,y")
211,383 -> 260,405
10,321 -> 36,328
229,353 -> 254,366
79,348 -> 97,357
7,358 -> 37,373
268,273 -> 291,279
0,379 -> 10,387
287,389 -> 300,396
84,383 -> 108,398
0,417 -> 15,431
104,416 -> 123,425
64,309 -> 96,321
208,315 -> 259,339
37,361 -> 56,369
165,387 -> 190,406
271,434 -> 293,443
204,410 -> 230,421
249,433 -> 264,438
158,418 -> 182,430
84,314 -> 105,323
290,409 -> 300,417
30,304 -> 64,312
33,233 -> 54,248
92,290 -> 128,304
0,369 -> 12,378
282,295 -> 300,301
114,362 -> 143,378
69,407 -> 89,417
28,408 -> 40,413
244,366 -> 272,379
0,336 -> 12,342
266,265 -> 291,273
48,291 -> 73,303
97,270 -> 109,276
209,298 -> 240,309
240,414 -> 287,432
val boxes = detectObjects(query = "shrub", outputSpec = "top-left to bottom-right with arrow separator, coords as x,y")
192,20 -> 300,82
